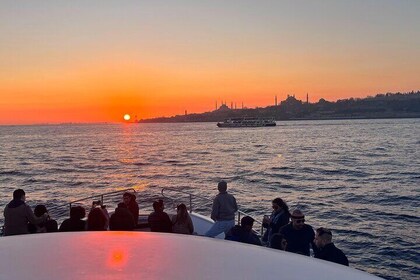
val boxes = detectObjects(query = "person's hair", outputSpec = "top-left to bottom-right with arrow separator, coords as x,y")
240,216 -> 254,227
152,201 -> 162,212
34,205 -> 48,217
13,189 -> 25,200
70,206 -> 85,220
270,233 -> 287,250
117,202 -> 127,208
218,181 -> 227,192
87,208 -> 107,231
123,192 -> 136,201
174,203 -> 189,224
272,198 -> 289,214
316,227 -> 333,242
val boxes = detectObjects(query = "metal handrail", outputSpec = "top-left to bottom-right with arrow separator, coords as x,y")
161,188 -> 265,235
47,188 -> 137,217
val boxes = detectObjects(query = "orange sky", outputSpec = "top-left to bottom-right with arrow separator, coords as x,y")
0,1 -> 419,125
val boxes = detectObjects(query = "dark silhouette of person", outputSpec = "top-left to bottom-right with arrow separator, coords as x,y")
270,233 -> 288,251
28,204 -> 58,233
87,207 -> 107,231
262,197 -> 290,246
59,206 -> 86,232
123,192 -> 139,227
148,200 -> 172,233
279,209 -> 315,256
314,227 -> 349,266
225,216 -> 261,246
172,203 -> 194,234
3,189 -> 48,236
109,203 -> 135,231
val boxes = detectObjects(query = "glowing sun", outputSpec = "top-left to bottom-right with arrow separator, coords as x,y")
123,114 -> 131,121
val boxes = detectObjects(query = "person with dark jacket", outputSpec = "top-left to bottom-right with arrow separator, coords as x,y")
59,206 -> 86,232
225,216 -> 261,246
314,227 -> 349,266
280,209 -> 315,256
262,197 -> 290,246
123,192 -> 139,227
3,189 -> 48,236
109,203 -> 135,231
148,200 -> 172,233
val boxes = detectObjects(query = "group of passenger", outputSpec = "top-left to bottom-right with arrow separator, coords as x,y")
3,184 -> 348,267
205,181 -> 349,267
2,189 -> 194,236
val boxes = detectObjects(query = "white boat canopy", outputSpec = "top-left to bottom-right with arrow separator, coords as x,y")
0,232 -> 383,280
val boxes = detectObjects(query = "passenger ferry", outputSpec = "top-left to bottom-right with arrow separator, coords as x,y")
0,188 -> 383,279
217,117 -> 276,127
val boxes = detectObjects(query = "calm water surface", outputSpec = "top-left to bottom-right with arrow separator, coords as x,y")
0,119 -> 419,280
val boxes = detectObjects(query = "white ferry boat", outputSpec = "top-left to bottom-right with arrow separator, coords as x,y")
0,188 -> 383,280
217,117 -> 276,127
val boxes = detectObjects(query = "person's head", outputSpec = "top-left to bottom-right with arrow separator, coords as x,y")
314,227 -> 333,248
123,192 -> 133,205
291,209 -> 306,230
240,216 -> 254,232
117,202 -> 127,208
152,201 -> 163,212
270,233 -> 288,251
87,208 -> 107,231
13,189 -> 25,201
218,181 -> 227,193
158,199 -> 164,210
177,203 -> 187,215
272,198 -> 289,213
70,206 -> 86,220
34,205 -> 48,217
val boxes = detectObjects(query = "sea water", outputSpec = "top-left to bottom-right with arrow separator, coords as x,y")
0,119 -> 419,280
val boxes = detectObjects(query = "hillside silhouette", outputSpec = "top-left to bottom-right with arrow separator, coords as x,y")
139,91 -> 420,123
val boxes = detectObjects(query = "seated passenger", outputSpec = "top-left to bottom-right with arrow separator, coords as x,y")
123,192 -> 139,227
262,198 -> 290,246
171,203 -> 194,234
270,233 -> 288,251
314,227 -> 349,266
109,203 -> 135,231
225,216 -> 261,246
148,200 -> 172,233
28,204 -> 58,233
3,189 -> 48,236
59,206 -> 86,232
279,209 -> 315,256
87,207 -> 107,231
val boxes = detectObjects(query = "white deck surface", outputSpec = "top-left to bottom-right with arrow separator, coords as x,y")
0,231 -> 383,280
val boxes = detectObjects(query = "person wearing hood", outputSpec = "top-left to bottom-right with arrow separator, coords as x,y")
109,203 -> 135,231
3,189 -> 48,236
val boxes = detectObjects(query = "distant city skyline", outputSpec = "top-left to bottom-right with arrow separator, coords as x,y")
1,0 -> 419,125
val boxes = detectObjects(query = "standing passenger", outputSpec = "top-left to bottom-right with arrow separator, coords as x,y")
3,189 -> 48,236
205,181 -> 238,238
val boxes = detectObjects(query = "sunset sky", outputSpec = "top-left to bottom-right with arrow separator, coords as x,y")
1,0 -> 419,124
